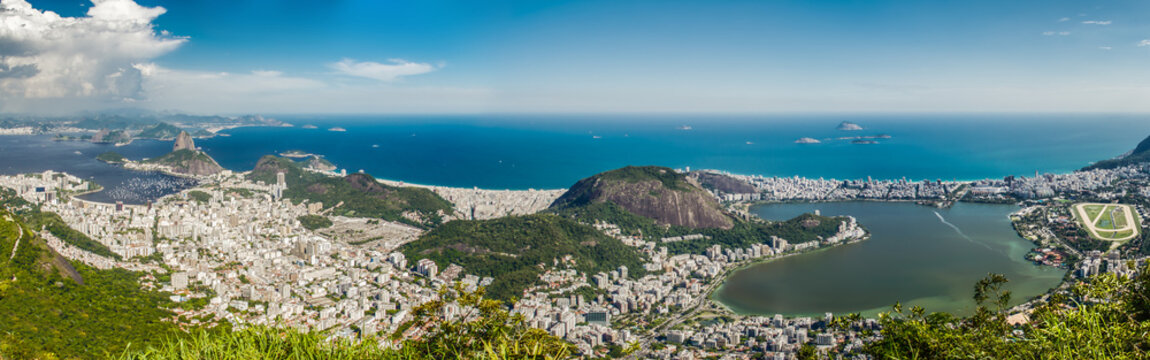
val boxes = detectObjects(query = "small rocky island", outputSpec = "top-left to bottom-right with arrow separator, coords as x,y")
837,121 -> 863,131
794,137 -> 821,144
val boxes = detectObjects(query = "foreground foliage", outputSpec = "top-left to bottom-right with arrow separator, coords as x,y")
866,265 -> 1150,359
117,286 -> 573,360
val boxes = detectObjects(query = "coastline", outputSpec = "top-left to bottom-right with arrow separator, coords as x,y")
708,236 -> 870,316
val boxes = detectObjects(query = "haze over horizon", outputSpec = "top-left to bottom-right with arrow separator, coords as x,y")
2,0 -> 1150,115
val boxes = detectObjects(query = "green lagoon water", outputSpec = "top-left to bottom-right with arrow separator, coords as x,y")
713,202 -> 1066,317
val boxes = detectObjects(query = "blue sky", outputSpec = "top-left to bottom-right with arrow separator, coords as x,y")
2,0 -> 1150,114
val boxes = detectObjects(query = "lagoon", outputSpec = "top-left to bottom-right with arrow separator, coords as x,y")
713,201 -> 1065,317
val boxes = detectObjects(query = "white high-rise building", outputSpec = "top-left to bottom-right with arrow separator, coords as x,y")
275,172 -> 286,199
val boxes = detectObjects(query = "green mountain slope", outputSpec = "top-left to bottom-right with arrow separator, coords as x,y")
401,213 -> 646,300
248,155 -> 453,228
0,208 -> 182,360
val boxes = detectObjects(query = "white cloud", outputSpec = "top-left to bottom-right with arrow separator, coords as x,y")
328,58 -> 438,81
1059,31 -> 1071,36
1099,46 -> 1112,50
1139,40 -> 1150,47
1043,31 -> 1071,36
0,0 -> 185,110
1042,31 -> 1055,36
1082,20 -> 1112,25
1058,17 -> 1070,22
251,70 -> 283,77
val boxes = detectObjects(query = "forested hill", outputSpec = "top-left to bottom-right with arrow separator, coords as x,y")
401,213 -> 647,300
247,155 -> 453,228
550,166 -> 735,229
0,208 -> 183,359
1083,134 -> 1150,170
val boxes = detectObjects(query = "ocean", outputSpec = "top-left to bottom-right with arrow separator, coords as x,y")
199,114 -> 1150,189
1,114 -> 1148,200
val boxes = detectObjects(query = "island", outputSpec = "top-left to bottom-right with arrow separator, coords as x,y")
837,121 -> 863,131
794,137 -> 821,144
278,150 -> 314,158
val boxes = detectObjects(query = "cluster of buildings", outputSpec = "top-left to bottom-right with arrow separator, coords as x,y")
0,166 -> 877,358
500,214 -> 868,356
1077,250 -> 1146,278
14,160 -> 1150,359
377,179 -> 565,221
703,172 -> 961,202
965,165 -> 1148,201
0,171 -> 455,343
657,314 -> 878,359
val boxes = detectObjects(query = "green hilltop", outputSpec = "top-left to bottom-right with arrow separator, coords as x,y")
96,151 -> 128,164
248,155 -> 453,228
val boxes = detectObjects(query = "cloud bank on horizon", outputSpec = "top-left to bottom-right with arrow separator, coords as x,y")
1,0 -> 1150,114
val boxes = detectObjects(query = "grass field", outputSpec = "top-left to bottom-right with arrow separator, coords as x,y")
1084,205 -> 1105,222
1114,208 -> 1129,228
1110,230 -> 1135,239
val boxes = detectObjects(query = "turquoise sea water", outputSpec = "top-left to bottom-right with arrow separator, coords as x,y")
3,114 -> 1147,201
194,114 -> 1150,189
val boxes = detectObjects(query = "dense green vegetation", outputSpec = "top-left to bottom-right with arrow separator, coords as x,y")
97,151 -> 128,163
0,191 -> 119,261
297,214 -> 333,230
187,190 -> 212,203
145,149 -> 214,166
402,214 -> 647,300
0,188 -> 121,260
863,267 -> 1150,359
596,165 -> 692,191
0,209 -> 183,359
136,122 -> 183,139
117,286 -> 572,360
553,202 -> 844,254
1084,134 -> 1150,170
248,155 -> 453,228
23,210 -> 122,260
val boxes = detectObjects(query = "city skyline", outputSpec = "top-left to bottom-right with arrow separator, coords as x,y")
2,0 -> 1150,115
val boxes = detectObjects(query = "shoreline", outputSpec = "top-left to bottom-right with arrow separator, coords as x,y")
710,201 -> 1072,319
